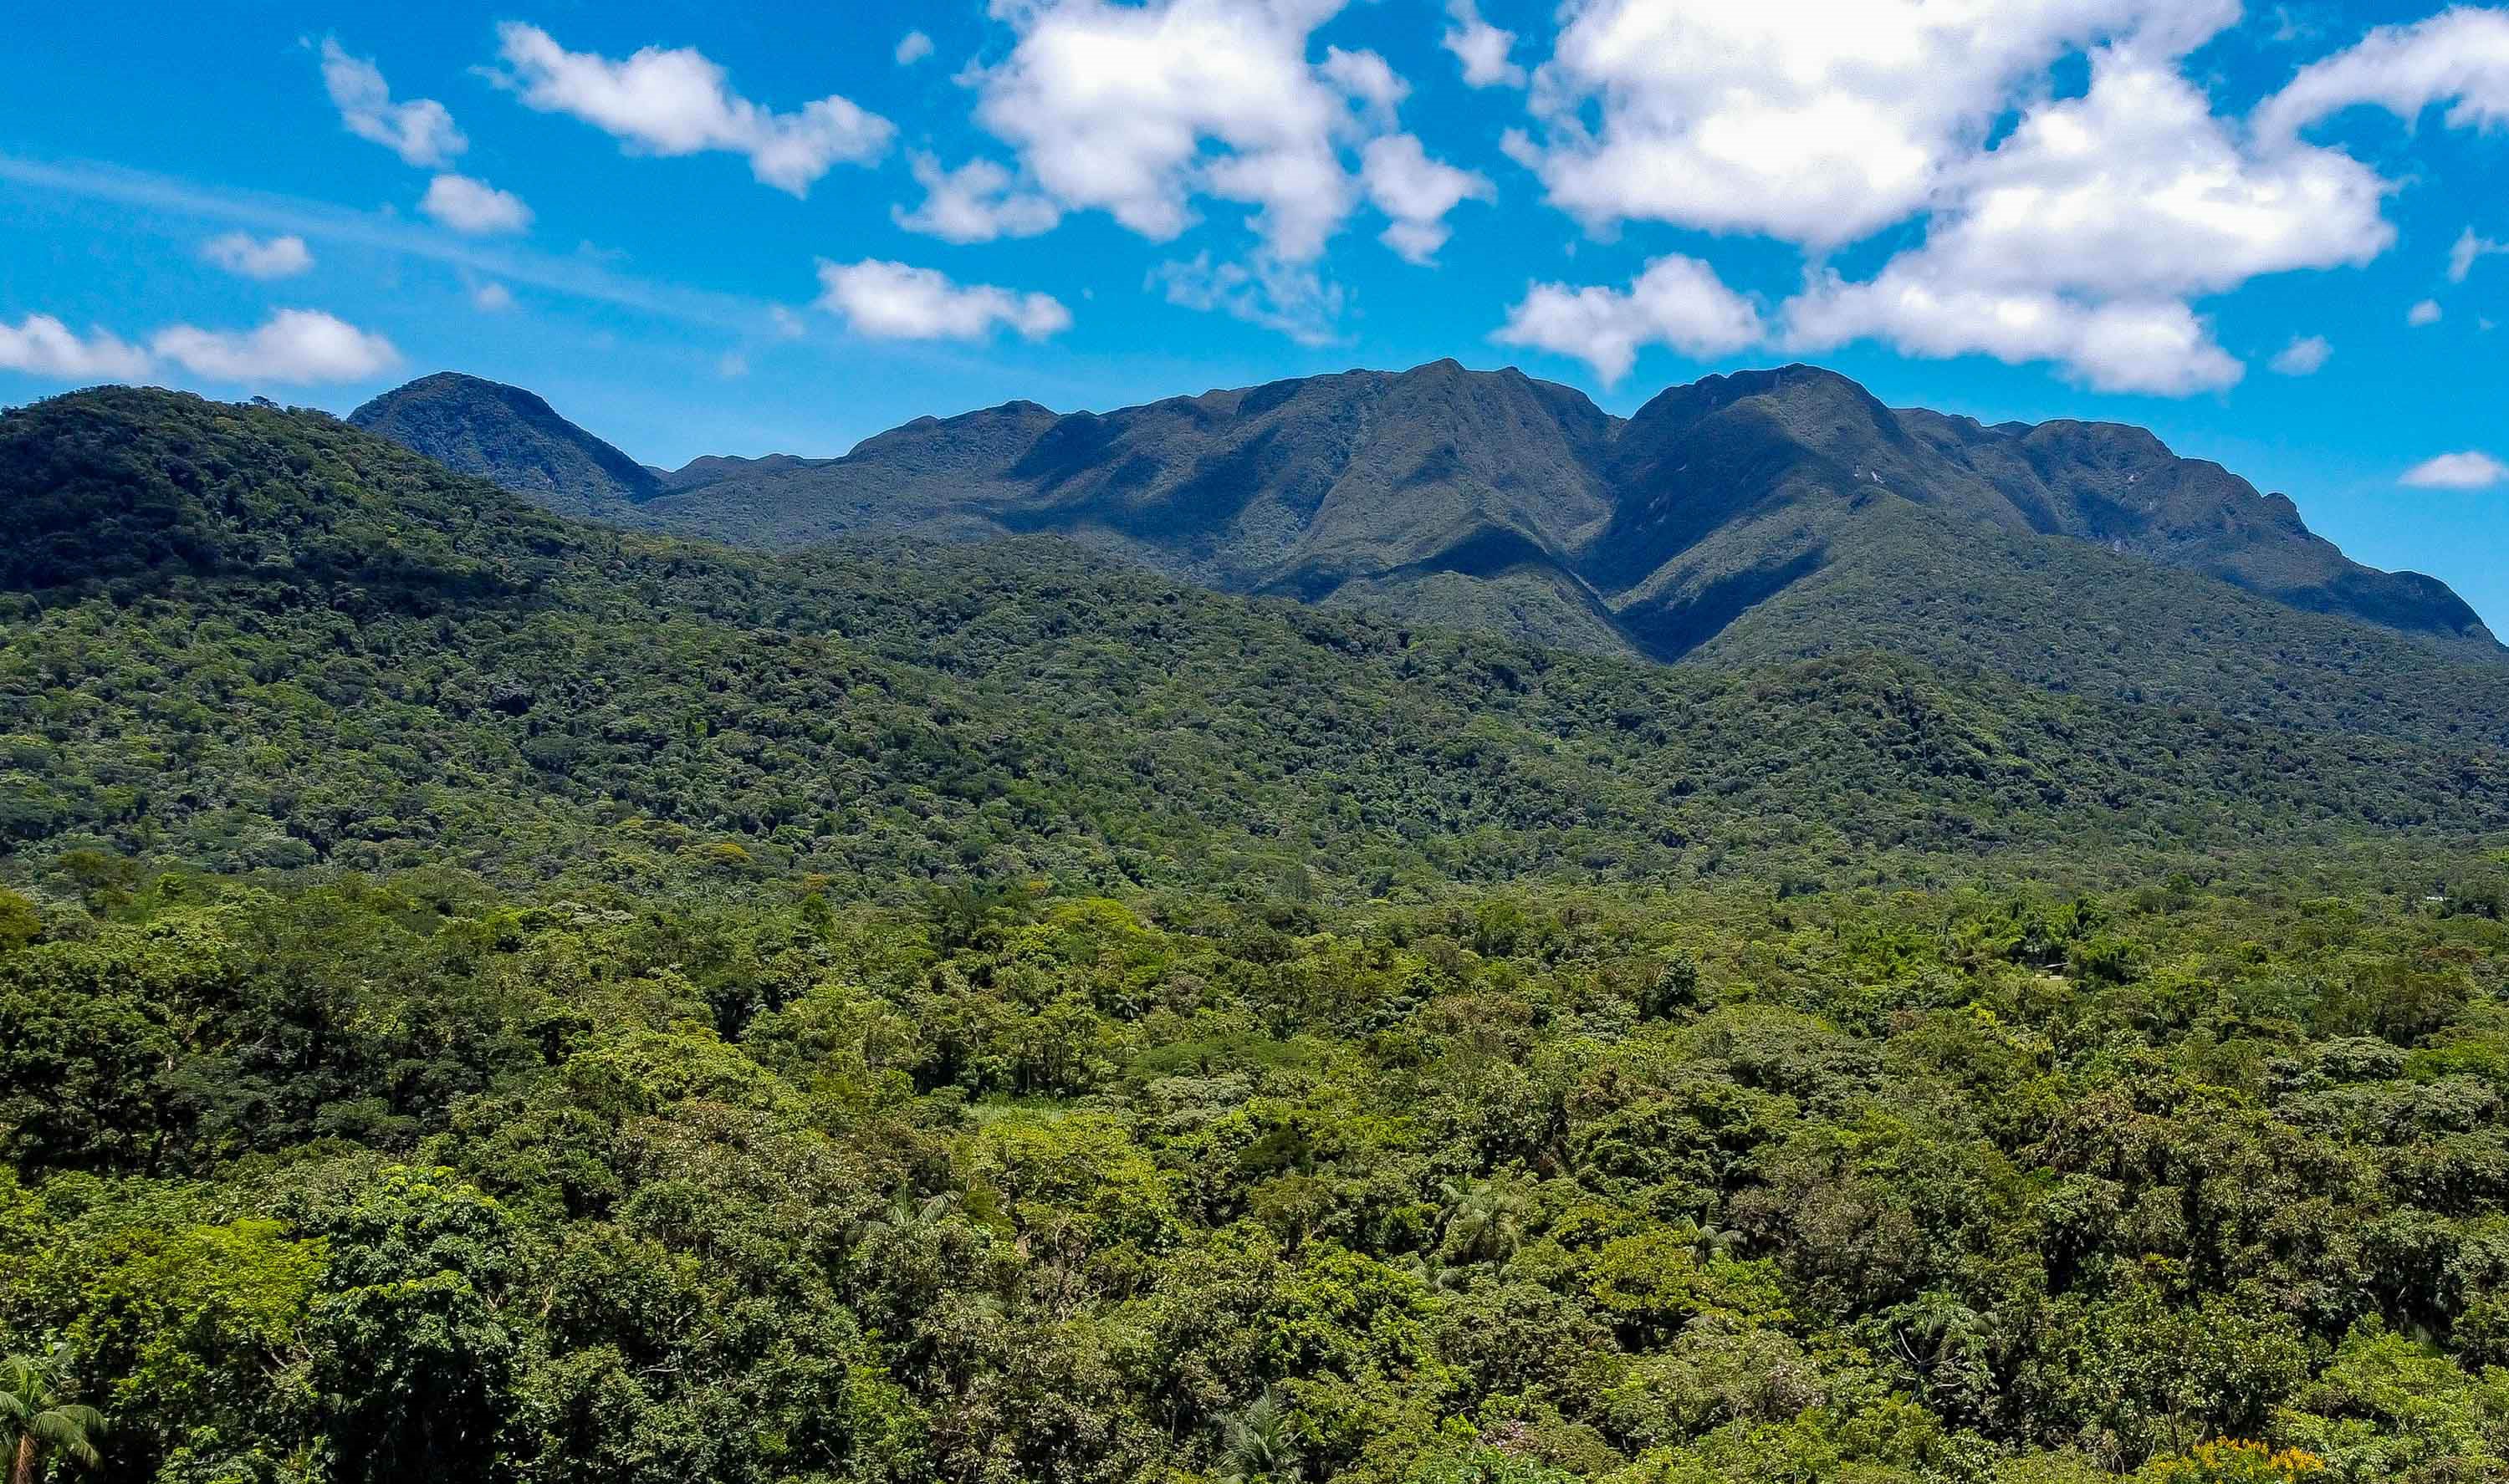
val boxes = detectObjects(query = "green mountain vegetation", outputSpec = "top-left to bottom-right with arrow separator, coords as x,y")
5,388 -> 2506,900
348,371 -> 665,519
3,385 -> 2507,1483
360,363 -> 2499,668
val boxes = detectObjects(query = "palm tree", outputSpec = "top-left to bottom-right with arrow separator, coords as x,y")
1,1344 -> 105,1484
1436,1176 -> 1530,1266
1219,1386 -> 1301,1483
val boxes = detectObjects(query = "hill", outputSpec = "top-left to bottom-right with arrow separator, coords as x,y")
6,386 -> 2506,898
346,360 -> 2497,668
347,370 -> 664,518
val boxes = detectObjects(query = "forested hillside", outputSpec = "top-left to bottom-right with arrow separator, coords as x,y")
3,386 -> 2507,1484
4,389 -> 2505,904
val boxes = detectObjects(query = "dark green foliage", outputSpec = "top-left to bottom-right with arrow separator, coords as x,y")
4,390 -> 2506,905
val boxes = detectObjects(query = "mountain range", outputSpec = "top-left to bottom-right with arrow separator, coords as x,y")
350,361 -> 2501,678
12,384 -> 2509,897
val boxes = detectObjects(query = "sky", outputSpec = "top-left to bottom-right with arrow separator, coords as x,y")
4,1 -> 2507,626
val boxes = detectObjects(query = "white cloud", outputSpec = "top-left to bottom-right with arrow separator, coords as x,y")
1360,134 -> 1492,263
815,258 -> 1071,341
493,23 -> 894,196
895,30 -> 935,66
768,305 -> 806,339
2409,298 -> 2443,325
202,232 -> 314,280
893,155 -> 1062,243
2268,334 -> 2332,375
1784,269 -> 2243,396
2450,226 -> 2507,283
151,309 -> 399,384
2256,7 -> 2509,140
2400,451 -> 2507,489
1151,252 -> 1346,345
1320,46 -> 1408,130
1515,0 -> 2236,247
967,0 -> 1369,264
471,281 -> 516,312
1906,50 -> 2390,300
1443,0 -> 1525,89
421,174 -> 534,235
320,38 -> 465,168
0,314 -> 154,381
1769,42 -> 2381,395
1493,254 -> 1762,385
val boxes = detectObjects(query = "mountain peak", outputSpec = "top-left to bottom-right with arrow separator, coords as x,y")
350,371 -> 662,517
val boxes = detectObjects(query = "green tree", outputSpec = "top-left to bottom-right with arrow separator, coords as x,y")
1,1344 -> 106,1484
1221,1387 -> 1302,1484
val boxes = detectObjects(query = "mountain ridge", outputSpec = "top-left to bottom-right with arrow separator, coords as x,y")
348,362 -> 2502,670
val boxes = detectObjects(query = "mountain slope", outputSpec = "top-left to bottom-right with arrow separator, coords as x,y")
355,362 -> 2493,672
348,370 -> 664,518
8,387 -> 2506,895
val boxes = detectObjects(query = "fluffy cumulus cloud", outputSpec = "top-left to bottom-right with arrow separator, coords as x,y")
202,232 -> 314,280
815,258 -> 1071,340
493,23 -> 893,196
1476,0 -> 2434,394
421,174 -> 534,234
964,0 -> 1487,341
2409,298 -> 2444,326
1786,270 -> 2243,395
1360,134 -> 1492,263
1515,0 -> 2236,247
893,155 -> 1062,243
1493,255 -> 1762,385
968,0 -> 1373,263
2400,451 -> 2508,489
151,309 -> 399,384
2269,334 -> 2333,375
0,314 -> 154,381
1894,50 -> 2391,300
2255,6 -> 2509,140
1320,46 -> 1410,129
1442,0 -> 1524,88
321,39 -> 467,167
1771,29 -> 2392,395
895,30 -> 935,65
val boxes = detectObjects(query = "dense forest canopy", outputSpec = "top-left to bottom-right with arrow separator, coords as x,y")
2,388 -> 2506,1483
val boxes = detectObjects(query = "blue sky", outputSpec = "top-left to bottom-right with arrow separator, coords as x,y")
5,1 -> 2507,625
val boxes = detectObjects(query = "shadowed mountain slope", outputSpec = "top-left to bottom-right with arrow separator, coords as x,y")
348,371 -> 664,518
348,362 -> 2503,681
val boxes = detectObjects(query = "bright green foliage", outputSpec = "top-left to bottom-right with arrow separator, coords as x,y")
0,869 -> 2501,1481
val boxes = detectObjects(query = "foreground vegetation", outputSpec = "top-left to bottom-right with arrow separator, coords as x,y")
5,862 -> 2509,1482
